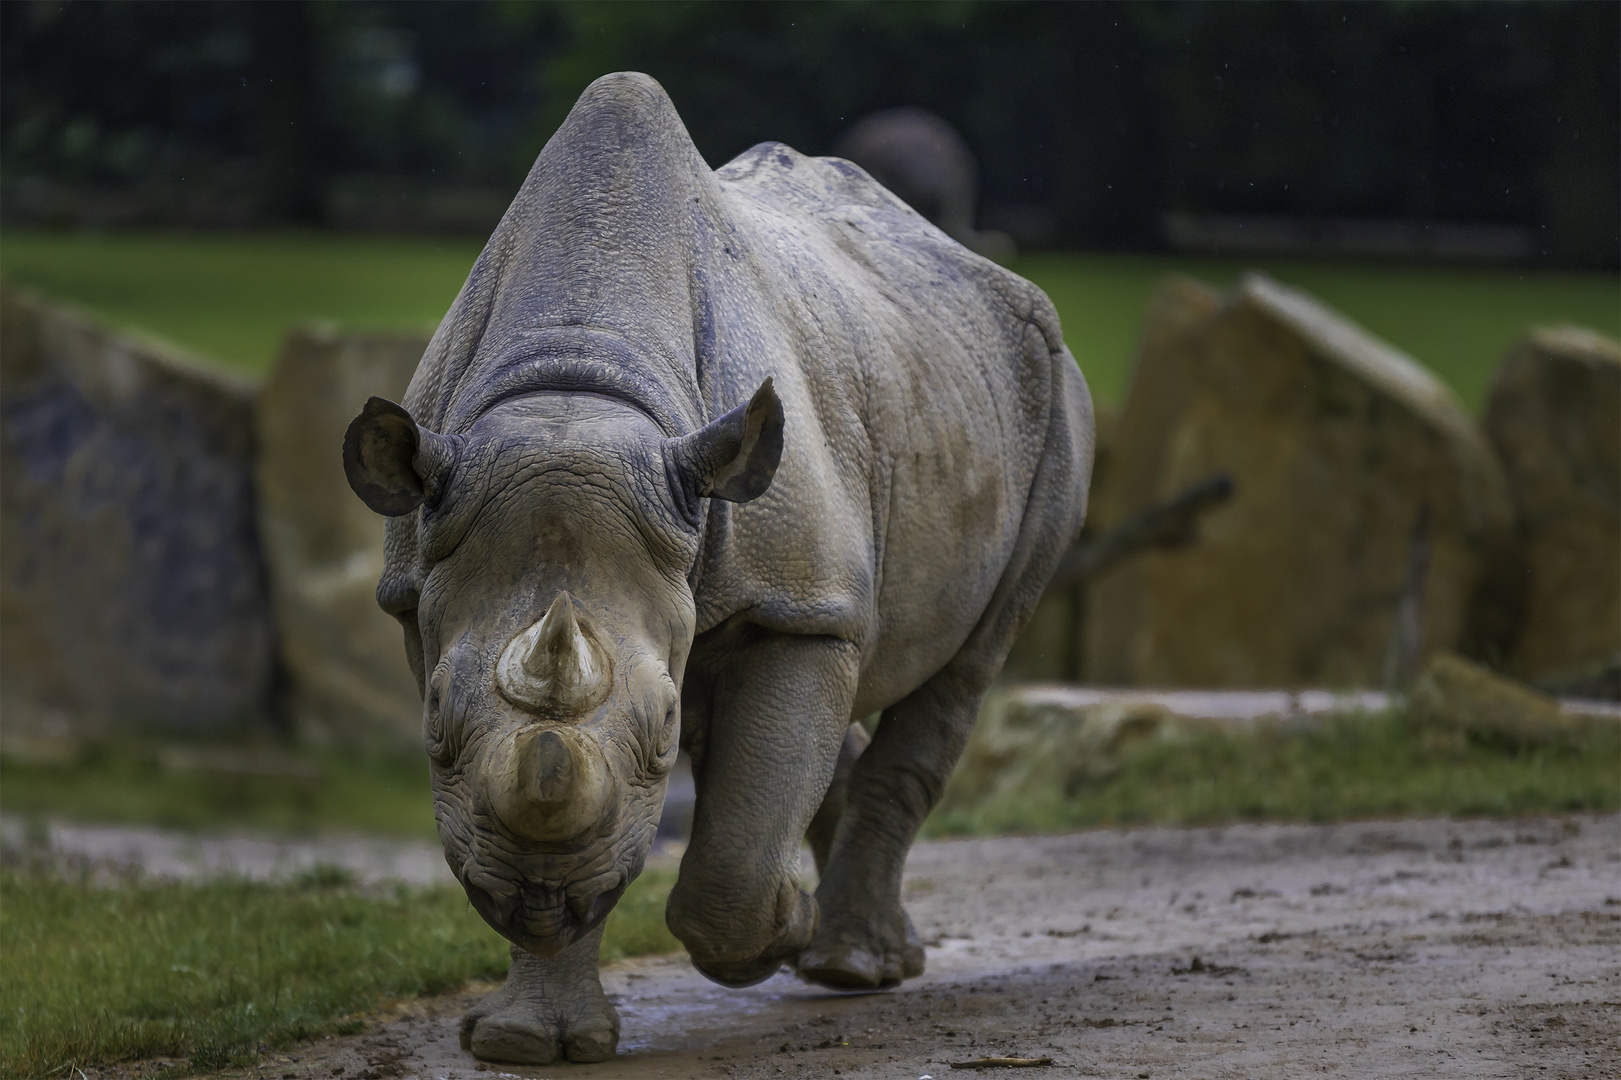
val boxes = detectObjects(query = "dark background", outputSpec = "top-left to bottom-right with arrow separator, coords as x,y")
2,0 -> 1616,267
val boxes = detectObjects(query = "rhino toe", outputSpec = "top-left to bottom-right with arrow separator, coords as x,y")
459,937 -> 621,1066
467,1013 -> 561,1065
563,1019 -> 619,1063
796,941 -> 887,989
797,908 -> 925,990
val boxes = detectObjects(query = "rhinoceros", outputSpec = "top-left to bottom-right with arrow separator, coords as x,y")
343,72 -> 1093,1065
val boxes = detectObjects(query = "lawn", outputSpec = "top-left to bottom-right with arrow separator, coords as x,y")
1015,252 -> 1620,410
3,709 -> 1615,1077
3,230 -> 1614,410
0,231 -> 480,376
10,709 -> 1616,843
0,741 -> 438,840
924,709 -> 1621,838
0,864 -> 679,1079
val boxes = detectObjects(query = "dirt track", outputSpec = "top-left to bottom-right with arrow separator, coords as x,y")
245,813 -> 1618,1080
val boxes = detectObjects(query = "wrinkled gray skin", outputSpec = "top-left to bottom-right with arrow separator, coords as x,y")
343,72 -> 1093,1066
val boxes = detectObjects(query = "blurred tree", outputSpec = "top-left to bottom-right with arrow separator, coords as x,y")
1058,4 -> 1162,248
250,0 -> 320,223
1540,1 -> 1620,265
0,2 -> 256,186
1,1 -> 1613,265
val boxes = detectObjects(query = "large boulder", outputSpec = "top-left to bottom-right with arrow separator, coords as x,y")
1084,273 -> 1515,688
255,328 -> 429,745
1482,327 -> 1621,687
1408,652 -> 1582,749
0,283 -> 273,735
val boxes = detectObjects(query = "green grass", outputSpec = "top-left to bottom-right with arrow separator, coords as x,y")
924,710 -> 1621,838
2,230 -> 1614,409
0,864 -> 679,1079
0,231 -> 480,376
8,710 -> 1615,845
3,716 -> 1613,1076
0,742 -> 439,839
1014,253 -> 1620,410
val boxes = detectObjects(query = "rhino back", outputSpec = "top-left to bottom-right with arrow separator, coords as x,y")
700,142 -> 1086,702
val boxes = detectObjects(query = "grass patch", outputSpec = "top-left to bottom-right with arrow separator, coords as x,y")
0,231 -> 480,376
924,710 -> 1621,838
3,711 -> 1613,1074
1,741 -> 439,839
3,230 -> 1614,409
8,710 -> 1616,845
1013,253 -> 1620,411
0,863 -> 680,1078
600,865 -> 682,965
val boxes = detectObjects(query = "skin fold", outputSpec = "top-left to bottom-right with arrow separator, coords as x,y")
344,72 -> 1094,1065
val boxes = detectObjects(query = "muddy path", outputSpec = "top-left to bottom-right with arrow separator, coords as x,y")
236,813 -> 1617,1080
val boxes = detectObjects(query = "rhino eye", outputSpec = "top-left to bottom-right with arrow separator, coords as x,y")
425,657 -> 458,765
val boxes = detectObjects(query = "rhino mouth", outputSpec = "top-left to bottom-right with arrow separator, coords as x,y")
461,868 -> 628,956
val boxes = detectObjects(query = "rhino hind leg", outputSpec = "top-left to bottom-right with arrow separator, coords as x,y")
801,375 -> 1090,992
461,927 -> 619,1065
795,671 -> 972,990
804,722 -> 871,877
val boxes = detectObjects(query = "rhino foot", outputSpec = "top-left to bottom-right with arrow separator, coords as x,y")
461,937 -> 619,1065
796,907 -> 924,990
690,940 -> 803,989
680,878 -> 820,989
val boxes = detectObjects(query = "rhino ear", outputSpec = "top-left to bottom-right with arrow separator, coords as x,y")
668,378 -> 784,508
343,397 -> 457,516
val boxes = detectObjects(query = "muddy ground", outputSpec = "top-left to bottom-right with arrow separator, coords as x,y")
230,813 -> 1617,1080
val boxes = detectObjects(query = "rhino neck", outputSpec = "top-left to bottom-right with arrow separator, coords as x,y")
449,326 -> 699,438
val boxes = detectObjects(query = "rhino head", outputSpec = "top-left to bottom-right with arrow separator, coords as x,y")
343,381 -> 783,956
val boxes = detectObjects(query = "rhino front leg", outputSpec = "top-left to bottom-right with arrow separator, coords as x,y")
797,669 -> 981,990
668,632 -> 858,987
461,925 -> 618,1065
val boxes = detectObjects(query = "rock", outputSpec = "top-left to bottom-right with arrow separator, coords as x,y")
1084,273 -> 1515,688
940,685 -> 1182,822
0,283 -> 273,735
1482,327 -> 1621,687
1408,652 -> 1577,748
256,327 -> 429,745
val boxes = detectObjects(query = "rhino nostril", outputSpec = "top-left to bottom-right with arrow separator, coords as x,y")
566,888 -> 598,924
565,873 -> 627,927
461,868 -> 521,931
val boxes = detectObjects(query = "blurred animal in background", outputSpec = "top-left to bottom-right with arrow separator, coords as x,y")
342,73 -> 1091,1066
834,106 -> 1016,262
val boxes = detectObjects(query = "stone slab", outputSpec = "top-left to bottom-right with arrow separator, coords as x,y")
0,283 -> 273,735
255,327 -> 430,745
1084,273 -> 1515,688
1483,326 -> 1621,685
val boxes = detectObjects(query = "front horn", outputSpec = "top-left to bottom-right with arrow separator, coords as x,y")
496,592 -> 612,717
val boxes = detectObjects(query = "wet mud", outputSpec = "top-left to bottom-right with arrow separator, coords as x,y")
241,814 -> 1619,1079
